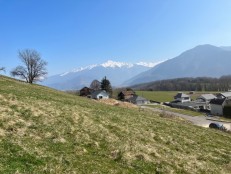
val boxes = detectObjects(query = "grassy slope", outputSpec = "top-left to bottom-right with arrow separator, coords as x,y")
0,75 -> 231,173
145,104 -> 202,116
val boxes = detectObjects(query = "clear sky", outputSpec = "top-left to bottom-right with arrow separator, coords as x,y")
1,0 -> 231,76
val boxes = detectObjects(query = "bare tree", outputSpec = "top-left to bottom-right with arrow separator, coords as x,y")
11,49 -> 47,83
90,79 -> 101,90
0,67 -> 5,72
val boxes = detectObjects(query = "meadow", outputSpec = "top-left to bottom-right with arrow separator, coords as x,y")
135,91 -> 219,102
0,75 -> 230,173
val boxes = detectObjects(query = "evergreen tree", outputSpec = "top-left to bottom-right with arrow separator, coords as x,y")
101,76 -> 112,97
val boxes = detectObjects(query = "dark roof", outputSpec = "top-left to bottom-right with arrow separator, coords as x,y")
210,98 -> 225,105
118,90 -> 135,96
174,92 -> 189,99
80,87 -> 93,91
198,94 -> 216,100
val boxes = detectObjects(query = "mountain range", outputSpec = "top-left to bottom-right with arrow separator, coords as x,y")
42,44 -> 231,90
125,44 -> 231,85
41,60 -> 161,90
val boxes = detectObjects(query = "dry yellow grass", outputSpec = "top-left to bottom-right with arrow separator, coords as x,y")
95,98 -> 138,108
0,75 -> 231,173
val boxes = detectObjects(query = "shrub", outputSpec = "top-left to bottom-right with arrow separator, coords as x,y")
223,106 -> 231,118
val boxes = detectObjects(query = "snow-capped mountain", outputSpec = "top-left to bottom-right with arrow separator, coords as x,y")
124,45 -> 231,86
41,60 -> 162,90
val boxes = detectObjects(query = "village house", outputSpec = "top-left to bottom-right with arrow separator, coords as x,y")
79,87 -> 94,97
90,90 -> 109,100
216,92 -> 231,99
196,94 -> 217,103
117,90 -> 135,100
210,98 -> 226,116
126,95 -> 149,105
171,93 -> 216,111
210,92 -> 231,116
195,94 -> 217,110
174,92 -> 191,103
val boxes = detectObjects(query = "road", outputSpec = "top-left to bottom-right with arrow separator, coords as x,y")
141,106 -> 231,131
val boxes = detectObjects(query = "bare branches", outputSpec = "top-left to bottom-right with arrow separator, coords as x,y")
0,67 -> 5,72
11,49 -> 48,83
11,66 -> 29,82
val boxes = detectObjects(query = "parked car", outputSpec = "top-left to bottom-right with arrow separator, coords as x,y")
206,113 -> 213,117
209,123 -> 226,130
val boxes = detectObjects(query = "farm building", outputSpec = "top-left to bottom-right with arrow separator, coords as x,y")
79,87 -> 94,97
171,100 -> 208,111
118,90 -> 135,100
216,92 -> 231,99
126,95 -> 149,105
210,95 -> 231,116
196,94 -> 216,102
210,98 -> 226,116
171,93 -> 216,111
174,92 -> 191,103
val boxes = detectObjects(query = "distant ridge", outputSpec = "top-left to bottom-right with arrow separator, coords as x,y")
41,60 -> 162,90
131,76 -> 231,91
124,44 -> 231,85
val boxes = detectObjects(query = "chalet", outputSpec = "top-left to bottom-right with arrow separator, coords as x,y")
216,92 -> 231,99
196,94 -> 216,103
118,90 -> 135,100
210,93 -> 231,115
126,95 -> 149,105
171,93 -> 216,111
174,92 -> 191,103
210,98 -> 226,116
79,87 -> 94,97
90,90 -> 109,100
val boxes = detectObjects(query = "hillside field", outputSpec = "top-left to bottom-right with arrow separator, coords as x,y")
0,75 -> 231,173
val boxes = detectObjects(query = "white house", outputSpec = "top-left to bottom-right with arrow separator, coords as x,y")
196,94 -> 217,110
90,90 -> 109,100
196,94 -> 216,102
174,92 -> 191,103
216,92 -> 231,99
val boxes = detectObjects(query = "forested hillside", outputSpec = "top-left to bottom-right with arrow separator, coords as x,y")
132,76 -> 231,91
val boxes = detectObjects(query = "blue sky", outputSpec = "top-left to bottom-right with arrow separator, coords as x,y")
1,0 -> 231,75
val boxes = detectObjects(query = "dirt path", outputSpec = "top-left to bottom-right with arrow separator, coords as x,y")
142,106 -> 231,131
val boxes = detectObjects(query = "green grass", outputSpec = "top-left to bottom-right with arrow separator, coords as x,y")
145,104 -> 203,116
0,75 -> 231,173
135,91 -> 219,102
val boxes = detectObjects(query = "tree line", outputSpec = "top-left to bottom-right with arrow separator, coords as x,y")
132,76 -> 231,91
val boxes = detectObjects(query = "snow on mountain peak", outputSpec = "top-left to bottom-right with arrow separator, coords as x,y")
60,64 -> 98,76
100,60 -> 133,68
59,60 -> 163,77
72,64 -> 98,72
136,60 -> 164,67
